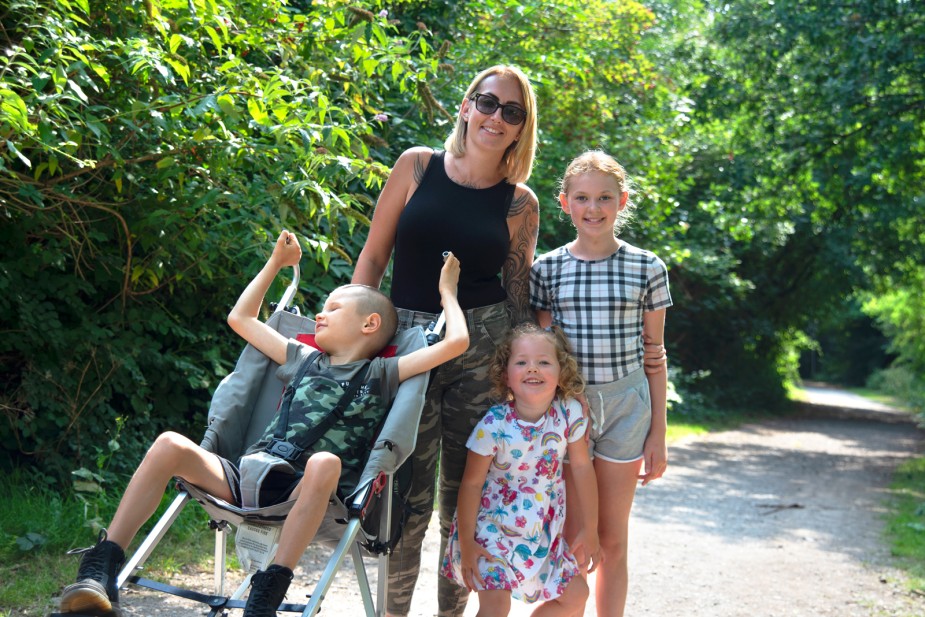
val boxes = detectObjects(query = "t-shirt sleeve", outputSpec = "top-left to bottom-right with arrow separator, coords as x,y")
529,259 -> 552,312
563,398 -> 588,443
645,254 -> 673,312
374,356 -> 402,404
465,406 -> 506,457
275,339 -> 319,384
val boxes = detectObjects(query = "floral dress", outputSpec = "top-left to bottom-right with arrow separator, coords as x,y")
441,397 -> 587,603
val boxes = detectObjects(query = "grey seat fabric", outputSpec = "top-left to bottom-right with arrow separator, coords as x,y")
100,307 -> 431,617
189,308 -> 427,541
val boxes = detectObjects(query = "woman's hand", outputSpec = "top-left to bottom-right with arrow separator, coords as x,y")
642,333 -> 667,375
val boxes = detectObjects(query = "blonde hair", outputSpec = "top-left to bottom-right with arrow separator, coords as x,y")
444,65 -> 538,185
560,150 -> 637,235
488,323 -> 585,402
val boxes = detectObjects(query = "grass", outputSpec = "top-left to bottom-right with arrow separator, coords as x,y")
666,404 -> 769,443
847,386 -> 912,410
885,457 -> 925,593
0,470 -> 216,617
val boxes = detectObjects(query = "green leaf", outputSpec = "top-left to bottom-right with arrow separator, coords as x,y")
0,88 -> 36,133
67,79 -> 89,103
165,56 -> 190,85
6,140 -> 32,168
169,33 -> 183,54
204,26 -> 223,54
247,97 -> 269,125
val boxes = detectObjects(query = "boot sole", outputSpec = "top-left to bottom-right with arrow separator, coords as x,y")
58,587 -> 116,616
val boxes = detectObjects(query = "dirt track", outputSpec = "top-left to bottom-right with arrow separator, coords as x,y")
119,389 -> 925,616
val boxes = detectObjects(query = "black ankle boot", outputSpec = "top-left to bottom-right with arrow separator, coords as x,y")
59,529 -> 126,616
243,564 -> 294,617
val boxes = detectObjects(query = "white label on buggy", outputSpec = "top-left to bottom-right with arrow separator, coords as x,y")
235,523 -> 281,574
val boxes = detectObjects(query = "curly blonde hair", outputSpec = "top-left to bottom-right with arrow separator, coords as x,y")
488,323 -> 585,403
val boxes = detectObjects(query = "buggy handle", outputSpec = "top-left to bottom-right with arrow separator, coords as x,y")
273,265 -> 300,314
423,311 -> 446,346
422,251 -> 451,345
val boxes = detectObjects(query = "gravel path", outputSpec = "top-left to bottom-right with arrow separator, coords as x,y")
120,393 -> 925,617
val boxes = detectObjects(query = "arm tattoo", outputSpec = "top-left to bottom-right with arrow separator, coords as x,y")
503,192 -> 539,325
507,191 -> 532,218
413,153 -> 426,185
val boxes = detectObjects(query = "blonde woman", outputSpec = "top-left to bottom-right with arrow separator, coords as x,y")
353,65 -> 540,617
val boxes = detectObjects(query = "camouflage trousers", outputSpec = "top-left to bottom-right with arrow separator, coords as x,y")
387,301 -> 510,617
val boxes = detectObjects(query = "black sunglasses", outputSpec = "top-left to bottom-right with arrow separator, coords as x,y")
469,92 -> 527,126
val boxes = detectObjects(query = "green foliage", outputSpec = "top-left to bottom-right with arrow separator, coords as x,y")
885,457 -> 925,592
864,266 -> 925,376
866,366 -> 925,417
0,467 -> 212,614
0,0 -> 440,480
800,297 -> 893,387
2,0 -> 923,481
653,0 -> 925,404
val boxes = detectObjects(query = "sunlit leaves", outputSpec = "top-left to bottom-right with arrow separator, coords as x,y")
0,0 -> 440,479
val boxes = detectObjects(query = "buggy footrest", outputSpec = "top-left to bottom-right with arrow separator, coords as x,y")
126,575 -> 309,614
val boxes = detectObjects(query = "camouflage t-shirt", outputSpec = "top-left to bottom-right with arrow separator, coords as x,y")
244,340 -> 400,494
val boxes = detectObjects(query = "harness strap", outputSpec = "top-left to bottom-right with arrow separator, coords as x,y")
266,356 -> 371,462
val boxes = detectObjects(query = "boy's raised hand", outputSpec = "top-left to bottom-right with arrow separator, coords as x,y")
271,230 -> 302,269
438,251 -> 461,301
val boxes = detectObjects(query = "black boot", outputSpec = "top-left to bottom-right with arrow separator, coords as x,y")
59,529 -> 126,616
243,564 -> 294,617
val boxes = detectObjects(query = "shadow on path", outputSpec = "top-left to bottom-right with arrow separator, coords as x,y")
624,391 -> 924,617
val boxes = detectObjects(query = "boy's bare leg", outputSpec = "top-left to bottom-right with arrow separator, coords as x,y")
271,452 -> 341,569
60,431 -> 232,615
237,453 -> 341,616
107,431 -> 234,549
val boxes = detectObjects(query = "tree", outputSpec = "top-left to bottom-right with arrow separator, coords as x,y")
659,0 -> 925,405
0,0 -> 439,480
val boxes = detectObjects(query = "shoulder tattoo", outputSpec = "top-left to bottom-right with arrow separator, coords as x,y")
413,153 -> 427,185
507,190 -> 537,219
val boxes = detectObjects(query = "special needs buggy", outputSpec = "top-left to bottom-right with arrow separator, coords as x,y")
54,266 -> 438,617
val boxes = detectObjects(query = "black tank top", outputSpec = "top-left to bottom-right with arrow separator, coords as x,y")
391,151 -> 514,313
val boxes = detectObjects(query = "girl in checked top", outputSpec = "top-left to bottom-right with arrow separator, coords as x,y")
530,150 -> 672,617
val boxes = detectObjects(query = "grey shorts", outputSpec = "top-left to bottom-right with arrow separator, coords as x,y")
587,368 -> 652,463
216,455 -> 300,508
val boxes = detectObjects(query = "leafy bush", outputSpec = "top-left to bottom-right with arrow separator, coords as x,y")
0,0 -> 439,481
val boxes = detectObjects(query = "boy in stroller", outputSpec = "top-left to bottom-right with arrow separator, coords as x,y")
57,230 -> 469,617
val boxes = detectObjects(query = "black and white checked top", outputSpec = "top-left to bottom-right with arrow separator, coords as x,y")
530,242 -> 673,385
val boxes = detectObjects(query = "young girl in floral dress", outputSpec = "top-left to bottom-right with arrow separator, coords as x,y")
442,324 -> 600,616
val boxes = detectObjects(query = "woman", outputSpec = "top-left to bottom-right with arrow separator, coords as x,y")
352,65 -> 540,617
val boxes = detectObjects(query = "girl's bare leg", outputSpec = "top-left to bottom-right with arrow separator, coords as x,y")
531,575 -> 589,617
560,464 -> 588,617
476,589 -> 511,617
592,457 -> 642,617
